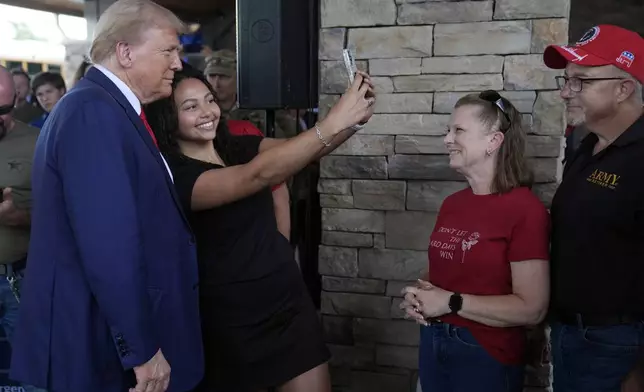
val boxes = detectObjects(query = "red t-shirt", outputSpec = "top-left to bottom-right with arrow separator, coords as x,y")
428,186 -> 550,365
227,119 -> 283,191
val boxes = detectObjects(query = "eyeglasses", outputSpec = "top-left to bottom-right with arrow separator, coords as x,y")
479,90 -> 511,132
555,76 -> 625,92
0,95 -> 16,116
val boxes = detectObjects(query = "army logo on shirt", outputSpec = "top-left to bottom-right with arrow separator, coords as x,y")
586,169 -> 620,190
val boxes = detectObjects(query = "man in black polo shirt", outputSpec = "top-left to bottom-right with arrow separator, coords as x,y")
543,24 -> 644,391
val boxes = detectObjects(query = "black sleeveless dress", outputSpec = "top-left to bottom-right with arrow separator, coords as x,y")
165,135 -> 329,391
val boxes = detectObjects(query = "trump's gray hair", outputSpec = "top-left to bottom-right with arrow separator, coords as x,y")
89,0 -> 186,64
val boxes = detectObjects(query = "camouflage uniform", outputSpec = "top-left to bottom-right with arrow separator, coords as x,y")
204,50 -> 299,139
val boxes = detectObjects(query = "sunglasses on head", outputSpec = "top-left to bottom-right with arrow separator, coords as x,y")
479,90 -> 511,132
0,95 -> 16,116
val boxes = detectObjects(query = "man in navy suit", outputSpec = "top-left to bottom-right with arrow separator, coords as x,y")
10,1 -> 203,391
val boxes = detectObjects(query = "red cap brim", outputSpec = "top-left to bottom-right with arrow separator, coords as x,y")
543,45 -> 612,69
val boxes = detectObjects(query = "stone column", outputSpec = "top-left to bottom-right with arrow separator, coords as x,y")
84,0 -> 118,39
63,40 -> 90,87
317,0 -> 569,391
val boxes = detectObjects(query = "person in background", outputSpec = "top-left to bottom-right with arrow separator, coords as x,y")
401,91 -> 550,392
227,119 -> 291,239
72,58 -> 93,87
542,24 -> 644,392
10,69 -> 43,124
0,67 -> 47,392
10,1 -> 204,391
204,49 -> 299,139
205,50 -> 294,240
29,72 -> 66,129
144,64 -> 375,392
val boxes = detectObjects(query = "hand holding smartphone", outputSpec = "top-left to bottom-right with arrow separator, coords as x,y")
342,49 -> 357,85
342,49 -> 373,128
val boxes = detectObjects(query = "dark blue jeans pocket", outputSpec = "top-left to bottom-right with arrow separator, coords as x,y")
419,324 -> 524,392
582,324 -> 643,352
452,326 -> 483,348
552,322 -> 644,392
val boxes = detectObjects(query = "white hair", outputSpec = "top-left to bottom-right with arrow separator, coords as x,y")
613,66 -> 643,101
90,0 -> 186,64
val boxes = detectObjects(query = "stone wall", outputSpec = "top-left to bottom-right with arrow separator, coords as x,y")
317,0 -> 569,391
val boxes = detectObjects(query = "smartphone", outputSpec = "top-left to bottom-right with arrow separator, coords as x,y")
342,48 -> 357,85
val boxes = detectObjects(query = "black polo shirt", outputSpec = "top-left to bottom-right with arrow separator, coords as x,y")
550,114 -> 644,315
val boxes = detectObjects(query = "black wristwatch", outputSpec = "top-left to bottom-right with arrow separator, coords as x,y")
449,293 -> 463,314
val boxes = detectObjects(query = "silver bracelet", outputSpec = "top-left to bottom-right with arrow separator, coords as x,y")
314,123 -> 332,147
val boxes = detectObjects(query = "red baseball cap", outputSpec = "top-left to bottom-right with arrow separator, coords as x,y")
544,25 -> 644,83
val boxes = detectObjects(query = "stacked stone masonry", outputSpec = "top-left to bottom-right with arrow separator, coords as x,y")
318,0 -> 569,391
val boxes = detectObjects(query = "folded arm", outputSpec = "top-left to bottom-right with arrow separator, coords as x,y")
458,259 -> 550,327
0,203 -> 30,227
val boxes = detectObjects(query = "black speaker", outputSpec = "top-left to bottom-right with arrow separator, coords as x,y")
236,0 -> 319,110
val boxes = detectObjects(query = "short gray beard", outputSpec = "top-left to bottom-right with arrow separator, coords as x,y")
565,109 -> 586,127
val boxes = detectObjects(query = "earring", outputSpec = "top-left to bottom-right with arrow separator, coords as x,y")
485,150 -> 491,156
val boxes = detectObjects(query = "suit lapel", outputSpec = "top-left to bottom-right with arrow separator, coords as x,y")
85,69 -> 192,229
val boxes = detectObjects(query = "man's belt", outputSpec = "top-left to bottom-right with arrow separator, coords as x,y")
554,311 -> 644,327
0,258 -> 26,276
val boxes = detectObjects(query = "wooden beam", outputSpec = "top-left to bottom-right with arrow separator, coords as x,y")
156,0 -> 235,14
0,0 -> 235,21
0,0 -> 84,16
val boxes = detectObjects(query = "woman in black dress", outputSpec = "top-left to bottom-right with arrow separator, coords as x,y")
144,65 -> 375,392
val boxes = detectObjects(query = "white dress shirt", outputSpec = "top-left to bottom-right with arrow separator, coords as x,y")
93,64 -> 173,181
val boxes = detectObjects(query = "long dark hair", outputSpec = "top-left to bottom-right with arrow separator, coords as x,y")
72,59 -> 92,87
144,62 -> 246,165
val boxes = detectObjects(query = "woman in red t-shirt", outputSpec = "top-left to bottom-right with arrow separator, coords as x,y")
401,91 -> 550,392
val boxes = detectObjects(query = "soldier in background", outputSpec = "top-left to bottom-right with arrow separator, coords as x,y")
10,69 -> 44,124
204,49 -> 299,139
0,66 -> 47,392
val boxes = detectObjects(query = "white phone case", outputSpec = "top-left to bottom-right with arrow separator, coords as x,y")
342,49 -> 357,84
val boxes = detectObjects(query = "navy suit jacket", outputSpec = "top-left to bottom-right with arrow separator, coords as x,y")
10,68 -> 204,392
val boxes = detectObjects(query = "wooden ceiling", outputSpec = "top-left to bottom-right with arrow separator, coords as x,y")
158,0 -> 235,15
2,0 -> 84,16
1,0 -> 235,19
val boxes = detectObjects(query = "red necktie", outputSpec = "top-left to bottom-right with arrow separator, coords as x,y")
139,111 -> 158,147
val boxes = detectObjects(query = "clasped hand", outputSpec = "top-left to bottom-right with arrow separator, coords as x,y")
0,188 -> 28,226
400,280 -> 453,325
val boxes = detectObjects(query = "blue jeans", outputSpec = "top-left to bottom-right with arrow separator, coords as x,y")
0,270 -> 47,392
418,323 -> 524,392
551,321 -> 644,392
